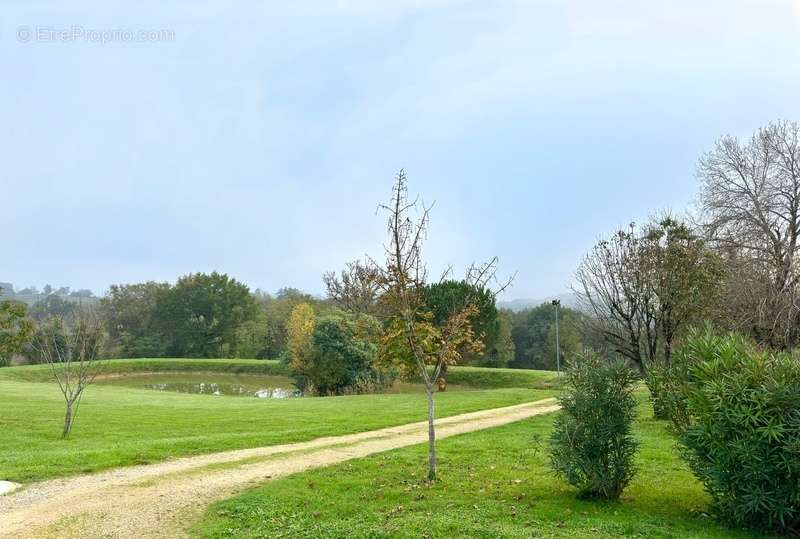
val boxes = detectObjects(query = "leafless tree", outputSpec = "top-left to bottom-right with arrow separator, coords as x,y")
697,120 -> 800,347
34,310 -> 105,437
575,224 -> 655,371
575,218 -> 722,372
323,260 -> 382,315
371,170 -> 511,480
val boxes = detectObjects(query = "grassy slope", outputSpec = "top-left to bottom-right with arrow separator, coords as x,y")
440,366 -> 558,389
0,358 -> 289,383
0,360 -> 555,483
1,359 -> 558,388
195,397 -> 756,539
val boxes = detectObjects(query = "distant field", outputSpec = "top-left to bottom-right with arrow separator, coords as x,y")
0,359 -> 555,482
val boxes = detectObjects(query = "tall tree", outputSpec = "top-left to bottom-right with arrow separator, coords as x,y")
323,260 -> 381,316
100,282 -> 171,357
373,170 -> 510,480
697,120 -> 800,347
483,308 -> 515,368
30,295 -> 78,321
575,218 -> 721,372
423,280 -> 499,367
286,302 -> 316,375
156,272 -> 257,358
0,299 -> 33,366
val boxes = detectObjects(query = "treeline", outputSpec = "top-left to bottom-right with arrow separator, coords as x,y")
575,120 -> 800,377
508,303 -> 600,370
2,270 -> 575,370
0,283 -> 98,305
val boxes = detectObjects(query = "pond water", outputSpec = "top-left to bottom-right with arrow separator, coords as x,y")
94,372 -> 477,398
95,372 -> 302,398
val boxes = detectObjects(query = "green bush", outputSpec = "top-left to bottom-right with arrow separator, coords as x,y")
645,352 -> 698,426
548,353 -> 638,499
677,330 -> 800,533
644,361 -> 671,419
304,312 -> 390,395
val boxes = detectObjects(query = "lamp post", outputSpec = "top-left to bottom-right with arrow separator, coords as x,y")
552,299 -> 561,375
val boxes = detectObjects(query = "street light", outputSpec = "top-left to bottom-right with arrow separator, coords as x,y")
552,299 -> 561,375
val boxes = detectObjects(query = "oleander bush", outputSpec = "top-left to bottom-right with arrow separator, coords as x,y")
548,353 -> 638,499
677,330 -> 800,534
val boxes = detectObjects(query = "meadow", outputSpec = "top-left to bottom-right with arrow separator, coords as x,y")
0,359 -> 767,538
195,395 -> 757,539
0,359 -> 557,482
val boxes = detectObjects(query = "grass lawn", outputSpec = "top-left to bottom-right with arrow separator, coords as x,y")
0,358 -> 290,382
194,397 -> 759,539
0,360 -> 556,483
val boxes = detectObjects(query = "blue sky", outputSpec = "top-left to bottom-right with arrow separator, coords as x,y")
2,1 -> 800,299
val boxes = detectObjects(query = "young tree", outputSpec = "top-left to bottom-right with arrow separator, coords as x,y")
34,311 -> 105,437
373,170 -> 510,480
0,299 -> 33,367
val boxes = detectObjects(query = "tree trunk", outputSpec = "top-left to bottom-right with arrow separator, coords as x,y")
62,401 -> 74,438
426,386 -> 437,480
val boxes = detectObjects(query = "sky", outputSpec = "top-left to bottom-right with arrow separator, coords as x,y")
2,1 -> 800,299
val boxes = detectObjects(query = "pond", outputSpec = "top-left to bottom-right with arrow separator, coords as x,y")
94,372 -> 478,398
95,372 -> 302,398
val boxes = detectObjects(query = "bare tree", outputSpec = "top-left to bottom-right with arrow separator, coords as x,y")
697,120 -> 800,347
372,170 -> 511,480
575,224 -> 654,371
34,311 -> 105,437
575,218 -> 722,372
323,260 -> 381,315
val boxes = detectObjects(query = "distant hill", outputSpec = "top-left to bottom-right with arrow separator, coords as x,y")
497,292 -> 580,312
0,282 -> 99,307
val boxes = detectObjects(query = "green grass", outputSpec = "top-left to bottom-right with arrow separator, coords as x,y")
0,358 -> 289,383
438,365 -> 559,389
194,397 -> 758,539
0,359 -> 555,483
1,359 -> 557,388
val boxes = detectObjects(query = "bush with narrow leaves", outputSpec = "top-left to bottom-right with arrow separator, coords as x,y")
644,361 -> 672,420
548,353 -> 639,499
677,330 -> 800,534
645,352 -> 697,429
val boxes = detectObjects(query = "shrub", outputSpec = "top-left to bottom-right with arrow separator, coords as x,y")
644,361 -> 671,419
304,312 -> 390,395
677,331 -> 800,533
645,352 -> 698,426
548,353 -> 638,499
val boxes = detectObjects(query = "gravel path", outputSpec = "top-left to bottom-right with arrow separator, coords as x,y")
0,398 -> 558,538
